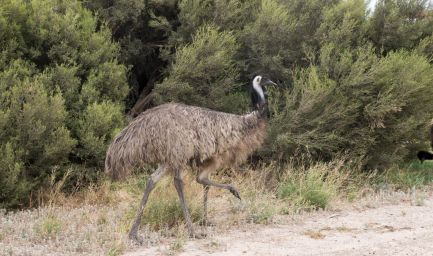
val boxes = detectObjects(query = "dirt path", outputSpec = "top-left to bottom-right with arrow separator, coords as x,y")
125,192 -> 433,256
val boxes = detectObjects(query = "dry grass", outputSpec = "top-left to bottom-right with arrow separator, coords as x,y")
117,175 -> 203,237
277,160 -> 355,212
2,160 -> 433,255
224,165 -> 280,225
34,215 -> 62,238
303,230 -> 325,239
0,173 -> 203,256
0,166 -> 283,255
335,226 -> 357,232
0,204 -> 129,255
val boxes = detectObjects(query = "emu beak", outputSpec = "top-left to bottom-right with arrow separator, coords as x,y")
263,79 -> 277,86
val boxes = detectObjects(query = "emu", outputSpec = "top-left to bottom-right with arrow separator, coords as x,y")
418,119 -> 433,163
105,75 -> 276,242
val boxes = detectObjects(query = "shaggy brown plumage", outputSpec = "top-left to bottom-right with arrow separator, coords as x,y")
105,75 -> 276,243
105,103 -> 267,180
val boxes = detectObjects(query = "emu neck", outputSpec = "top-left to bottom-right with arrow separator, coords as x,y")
251,83 -> 266,114
243,111 -> 267,130
253,80 -> 265,103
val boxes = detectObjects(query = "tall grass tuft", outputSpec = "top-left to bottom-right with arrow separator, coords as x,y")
34,215 -> 62,239
227,165 -> 280,224
277,161 -> 349,210
380,161 -> 433,190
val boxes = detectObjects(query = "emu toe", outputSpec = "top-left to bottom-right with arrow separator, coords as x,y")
191,232 -> 207,239
228,186 -> 241,200
199,219 -> 216,226
129,233 -> 143,245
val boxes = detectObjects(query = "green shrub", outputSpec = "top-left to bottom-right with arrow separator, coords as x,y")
2,0 -> 433,210
416,35 -> 433,61
76,102 -> 125,165
154,25 -> 246,113
0,61 -> 76,207
174,0 -> 259,44
0,0 -> 128,208
367,0 -> 433,54
266,48 -> 433,169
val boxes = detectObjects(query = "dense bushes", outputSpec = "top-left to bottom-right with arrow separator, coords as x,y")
266,49 -> 433,168
154,25 -> 246,113
1,0 -> 433,208
0,0 -> 127,207
161,0 -> 433,170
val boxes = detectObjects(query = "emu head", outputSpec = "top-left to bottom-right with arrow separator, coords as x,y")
251,75 -> 277,113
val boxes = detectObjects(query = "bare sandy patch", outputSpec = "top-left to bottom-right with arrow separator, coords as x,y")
125,189 -> 433,256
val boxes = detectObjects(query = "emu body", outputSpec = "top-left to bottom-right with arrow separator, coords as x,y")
105,103 -> 267,180
105,76 -> 274,242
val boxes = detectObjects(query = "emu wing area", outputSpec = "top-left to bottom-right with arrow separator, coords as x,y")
106,103 -> 264,179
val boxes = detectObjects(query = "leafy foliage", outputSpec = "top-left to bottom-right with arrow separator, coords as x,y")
368,0 -> 433,54
84,0 -> 178,112
267,49 -> 433,168
0,0 -> 127,207
2,0 -> 433,208
154,25 -> 246,112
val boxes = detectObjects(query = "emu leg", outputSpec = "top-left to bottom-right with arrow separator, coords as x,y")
173,170 -> 202,238
173,170 -> 193,236
202,185 -> 210,226
197,169 -> 241,200
129,165 -> 167,243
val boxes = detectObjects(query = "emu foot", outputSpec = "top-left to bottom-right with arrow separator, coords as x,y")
228,185 -> 241,200
190,232 -> 207,239
128,232 -> 143,245
199,219 -> 216,227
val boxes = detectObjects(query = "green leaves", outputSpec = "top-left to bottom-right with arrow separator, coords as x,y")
367,0 -> 433,53
0,0 -> 128,207
155,25 -> 244,112
1,0 -> 433,208
267,48 -> 433,169
0,65 -> 76,207
153,0 -> 433,171
77,102 -> 125,165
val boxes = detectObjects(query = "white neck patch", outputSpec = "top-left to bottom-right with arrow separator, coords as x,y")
253,76 -> 265,102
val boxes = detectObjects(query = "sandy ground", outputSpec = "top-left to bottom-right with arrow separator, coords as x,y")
125,191 -> 433,256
